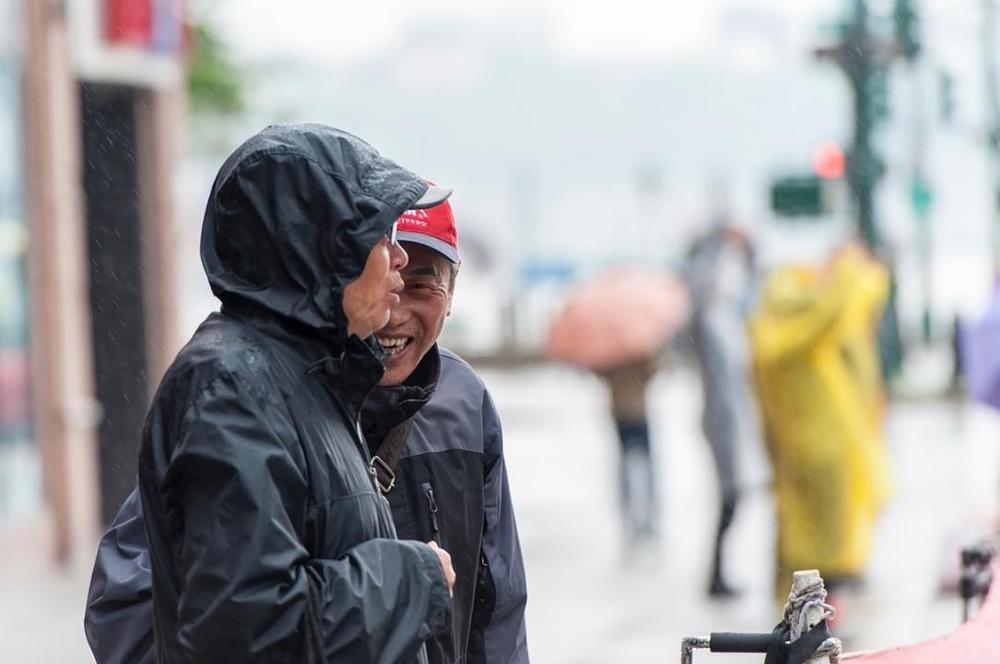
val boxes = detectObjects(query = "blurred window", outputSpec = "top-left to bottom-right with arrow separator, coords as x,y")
0,0 -> 39,526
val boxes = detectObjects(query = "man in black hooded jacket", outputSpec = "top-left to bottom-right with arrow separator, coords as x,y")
130,124 -> 455,663
86,197 -> 529,663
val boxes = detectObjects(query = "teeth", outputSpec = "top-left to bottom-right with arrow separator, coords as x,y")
378,337 -> 408,355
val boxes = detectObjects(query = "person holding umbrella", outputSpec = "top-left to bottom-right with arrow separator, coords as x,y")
960,282 -> 1000,410
597,354 -> 660,544
547,267 -> 688,548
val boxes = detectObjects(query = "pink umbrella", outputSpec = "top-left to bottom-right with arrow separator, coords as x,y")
842,562 -> 999,663
546,267 -> 689,371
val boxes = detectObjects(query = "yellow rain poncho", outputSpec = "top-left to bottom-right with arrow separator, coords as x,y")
750,246 -> 891,593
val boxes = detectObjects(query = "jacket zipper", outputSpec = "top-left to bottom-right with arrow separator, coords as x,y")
422,482 -> 440,543
354,419 -> 382,493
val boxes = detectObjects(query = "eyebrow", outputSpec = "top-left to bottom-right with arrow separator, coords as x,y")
403,266 -> 443,278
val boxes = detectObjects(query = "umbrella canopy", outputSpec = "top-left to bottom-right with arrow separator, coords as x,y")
842,563 -> 999,662
545,267 -> 689,371
961,288 -> 1000,409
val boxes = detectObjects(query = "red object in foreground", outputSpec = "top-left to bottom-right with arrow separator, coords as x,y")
843,563 -> 1000,662
546,267 -> 689,371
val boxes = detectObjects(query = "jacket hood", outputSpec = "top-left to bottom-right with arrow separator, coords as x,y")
201,124 -> 433,351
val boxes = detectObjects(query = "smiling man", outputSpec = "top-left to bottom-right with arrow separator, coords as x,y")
364,202 -> 529,664
86,197 -> 529,664
376,205 -> 459,383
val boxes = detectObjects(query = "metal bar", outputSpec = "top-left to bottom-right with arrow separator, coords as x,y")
680,636 -> 710,664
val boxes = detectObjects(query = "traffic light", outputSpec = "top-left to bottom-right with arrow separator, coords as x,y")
812,141 -> 846,180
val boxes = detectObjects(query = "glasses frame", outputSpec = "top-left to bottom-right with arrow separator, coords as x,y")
385,220 -> 399,246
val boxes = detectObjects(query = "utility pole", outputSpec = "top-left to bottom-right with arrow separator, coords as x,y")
816,0 -> 905,378
847,0 -> 880,249
816,0 -> 895,251
983,0 -> 1000,279
894,0 -> 934,343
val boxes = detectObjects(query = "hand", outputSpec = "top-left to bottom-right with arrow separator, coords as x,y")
426,540 -> 455,597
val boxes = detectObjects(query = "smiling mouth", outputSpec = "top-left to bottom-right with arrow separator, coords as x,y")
377,336 -> 413,357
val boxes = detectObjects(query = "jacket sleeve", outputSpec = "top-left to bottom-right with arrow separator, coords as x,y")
153,369 -> 450,663
84,487 -> 155,664
469,389 -> 529,664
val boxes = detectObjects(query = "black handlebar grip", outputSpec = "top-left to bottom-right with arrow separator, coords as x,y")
709,632 -> 773,653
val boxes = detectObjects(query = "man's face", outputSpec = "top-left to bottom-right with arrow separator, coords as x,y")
343,237 -> 408,339
377,243 -> 455,386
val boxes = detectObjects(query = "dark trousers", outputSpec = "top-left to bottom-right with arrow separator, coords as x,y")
614,418 -> 657,539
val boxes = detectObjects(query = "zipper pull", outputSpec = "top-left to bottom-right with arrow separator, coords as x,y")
425,487 -> 440,536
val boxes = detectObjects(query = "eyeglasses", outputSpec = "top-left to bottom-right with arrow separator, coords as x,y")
385,220 -> 399,246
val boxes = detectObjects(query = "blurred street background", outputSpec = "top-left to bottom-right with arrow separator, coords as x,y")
2,0 -> 1000,661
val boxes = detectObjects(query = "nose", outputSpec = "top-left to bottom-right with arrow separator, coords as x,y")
387,295 -> 409,326
389,241 -> 408,271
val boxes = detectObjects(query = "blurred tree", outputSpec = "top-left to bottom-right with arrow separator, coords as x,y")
188,20 -> 243,115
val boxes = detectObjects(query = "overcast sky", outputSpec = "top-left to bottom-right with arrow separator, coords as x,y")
210,0 -> 983,66
191,0 -> 1000,319
212,1 -> 827,62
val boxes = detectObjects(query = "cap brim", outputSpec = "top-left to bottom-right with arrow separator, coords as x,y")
397,231 -> 460,264
409,184 -> 452,209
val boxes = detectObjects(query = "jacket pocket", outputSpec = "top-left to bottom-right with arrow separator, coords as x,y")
470,550 -> 496,629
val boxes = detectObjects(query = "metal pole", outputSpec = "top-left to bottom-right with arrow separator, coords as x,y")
680,637 -> 710,664
984,0 -> 1000,278
846,0 -> 880,251
910,69 -> 933,343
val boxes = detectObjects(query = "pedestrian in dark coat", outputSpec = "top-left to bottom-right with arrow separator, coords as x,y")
132,124 -> 455,663
683,222 -> 756,597
86,198 -> 529,664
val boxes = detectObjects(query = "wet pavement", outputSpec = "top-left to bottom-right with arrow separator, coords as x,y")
2,363 -> 998,663
486,364 -> 999,663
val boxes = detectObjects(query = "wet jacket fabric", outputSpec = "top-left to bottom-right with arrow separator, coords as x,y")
368,347 -> 529,664
86,349 -> 528,664
133,124 -> 450,663
750,246 -> 891,593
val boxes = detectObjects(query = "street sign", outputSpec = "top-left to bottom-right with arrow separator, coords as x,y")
770,175 -> 827,218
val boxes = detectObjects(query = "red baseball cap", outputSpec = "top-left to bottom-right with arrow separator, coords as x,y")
396,197 -> 459,264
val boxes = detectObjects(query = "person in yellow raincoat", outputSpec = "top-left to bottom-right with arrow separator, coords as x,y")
750,244 -> 892,597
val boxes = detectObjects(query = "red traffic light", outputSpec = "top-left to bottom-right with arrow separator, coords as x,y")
812,141 -> 846,179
